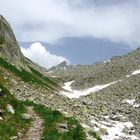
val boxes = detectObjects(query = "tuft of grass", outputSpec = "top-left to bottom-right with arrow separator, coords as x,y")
89,131 -> 102,140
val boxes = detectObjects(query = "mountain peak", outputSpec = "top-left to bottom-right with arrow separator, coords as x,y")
58,60 -> 70,66
48,60 -> 70,71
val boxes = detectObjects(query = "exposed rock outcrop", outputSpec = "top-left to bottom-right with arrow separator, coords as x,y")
0,15 -> 28,70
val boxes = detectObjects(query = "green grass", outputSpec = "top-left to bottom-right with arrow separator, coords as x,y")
24,101 -> 87,140
0,58 -> 59,90
0,83 -> 87,140
30,66 -> 59,88
34,105 -> 86,140
0,36 -> 5,45
0,83 -> 31,140
89,131 -> 102,140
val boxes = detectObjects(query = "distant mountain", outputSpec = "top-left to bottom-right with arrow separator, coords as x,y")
50,47 -> 140,90
49,60 -> 71,71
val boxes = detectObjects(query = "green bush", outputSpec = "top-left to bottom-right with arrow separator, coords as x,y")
0,37 -> 5,45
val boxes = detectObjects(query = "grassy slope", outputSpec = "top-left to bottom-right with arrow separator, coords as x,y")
0,57 -> 87,140
25,101 -> 87,140
0,83 -> 31,140
0,58 -> 60,91
0,82 -> 86,140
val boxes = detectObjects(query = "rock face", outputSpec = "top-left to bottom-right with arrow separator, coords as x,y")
7,104 -> 15,114
57,123 -> 69,133
0,15 -> 28,70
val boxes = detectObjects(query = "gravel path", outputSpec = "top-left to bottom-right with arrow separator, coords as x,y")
21,107 -> 44,140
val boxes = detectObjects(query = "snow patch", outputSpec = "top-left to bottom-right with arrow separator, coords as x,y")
127,69 -> 140,78
122,99 -> 135,105
103,60 -> 110,64
91,116 -> 139,140
126,75 -> 131,78
122,99 -> 140,108
131,69 -> 140,75
61,80 -> 119,99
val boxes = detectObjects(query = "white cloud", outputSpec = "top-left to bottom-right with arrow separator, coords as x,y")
0,0 -> 140,47
20,42 -> 69,68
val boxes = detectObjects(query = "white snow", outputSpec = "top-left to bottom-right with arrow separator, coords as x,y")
127,69 -> 140,78
122,99 -> 140,108
103,60 -> 110,64
133,104 -> 140,108
131,69 -> 140,75
126,75 -> 131,78
90,116 -> 139,140
62,81 -> 74,92
61,80 -> 119,98
126,70 -> 140,77
122,99 -> 135,105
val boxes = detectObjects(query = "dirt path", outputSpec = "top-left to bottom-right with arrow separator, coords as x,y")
21,107 -> 44,140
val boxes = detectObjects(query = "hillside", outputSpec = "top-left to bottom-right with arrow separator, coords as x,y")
49,48 -> 140,90
49,48 -> 140,139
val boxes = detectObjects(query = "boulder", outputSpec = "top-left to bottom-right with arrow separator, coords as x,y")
99,128 -> 108,135
57,123 -> 69,133
21,113 -> 32,120
82,100 -> 93,106
7,104 -> 15,114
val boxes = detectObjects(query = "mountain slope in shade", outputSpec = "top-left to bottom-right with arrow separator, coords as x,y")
0,15 -> 28,70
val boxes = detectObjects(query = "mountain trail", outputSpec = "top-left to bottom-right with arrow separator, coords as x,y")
20,106 -> 44,140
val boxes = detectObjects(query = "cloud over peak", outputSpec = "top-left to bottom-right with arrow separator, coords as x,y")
20,42 -> 69,69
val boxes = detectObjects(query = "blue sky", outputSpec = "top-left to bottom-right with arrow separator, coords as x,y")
0,0 -> 139,68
